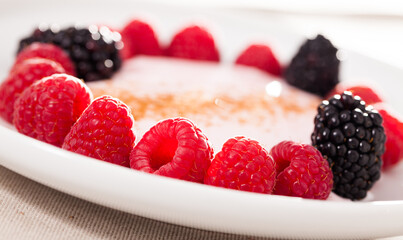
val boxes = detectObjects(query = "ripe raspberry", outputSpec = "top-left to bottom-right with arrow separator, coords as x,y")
130,117 -> 213,183
14,74 -> 92,147
62,95 -> 135,167
235,44 -> 282,76
374,104 -> 403,170
330,85 -> 383,105
120,19 -> 162,59
13,43 -> 75,76
0,58 -> 66,123
270,141 -> 333,199
205,136 -> 276,194
166,25 -> 220,62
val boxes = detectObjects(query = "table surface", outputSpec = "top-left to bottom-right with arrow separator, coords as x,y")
1,1 -> 403,239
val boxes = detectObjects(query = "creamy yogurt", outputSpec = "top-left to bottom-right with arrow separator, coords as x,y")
88,56 -> 320,152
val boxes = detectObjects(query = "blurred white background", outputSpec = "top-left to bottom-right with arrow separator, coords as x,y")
1,0 -> 403,70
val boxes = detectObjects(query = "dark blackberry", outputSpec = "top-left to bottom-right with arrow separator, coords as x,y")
311,92 -> 386,200
285,34 -> 340,97
18,25 -> 122,82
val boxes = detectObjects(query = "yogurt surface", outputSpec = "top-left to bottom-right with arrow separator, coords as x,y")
88,56 -> 321,152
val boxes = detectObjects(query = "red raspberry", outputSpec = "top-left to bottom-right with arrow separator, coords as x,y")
62,95 -> 136,167
0,58 -> 66,123
330,84 -> 383,105
374,103 -> 403,170
120,19 -> 162,59
14,74 -> 92,147
204,136 -> 276,194
14,43 -> 76,76
130,117 -> 213,182
270,141 -> 333,199
166,25 -> 220,62
235,44 -> 282,76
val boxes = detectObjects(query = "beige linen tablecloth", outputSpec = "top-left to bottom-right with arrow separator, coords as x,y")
0,165 -> 269,240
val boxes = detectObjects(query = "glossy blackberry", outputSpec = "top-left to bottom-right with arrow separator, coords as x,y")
285,34 -> 340,97
311,92 -> 386,200
18,25 -> 122,82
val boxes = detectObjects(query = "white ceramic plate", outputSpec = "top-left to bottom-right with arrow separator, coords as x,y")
1,1 -> 403,239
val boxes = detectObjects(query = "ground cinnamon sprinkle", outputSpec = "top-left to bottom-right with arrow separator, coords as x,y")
90,87 -> 319,126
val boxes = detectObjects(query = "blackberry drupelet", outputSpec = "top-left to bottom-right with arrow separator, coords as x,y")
311,92 -> 386,200
285,34 -> 340,97
18,25 -> 122,82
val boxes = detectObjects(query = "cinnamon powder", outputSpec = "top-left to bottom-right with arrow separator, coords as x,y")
90,86 -> 319,127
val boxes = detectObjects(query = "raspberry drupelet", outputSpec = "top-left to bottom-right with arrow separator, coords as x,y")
374,103 -> 403,170
0,58 -> 66,123
166,25 -> 220,62
205,136 -> 276,194
270,141 -> 333,200
62,95 -> 136,167
120,19 -> 162,59
235,44 -> 282,76
13,42 -> 76,76
130,117 -> 213,183
14,74 -> 92,147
